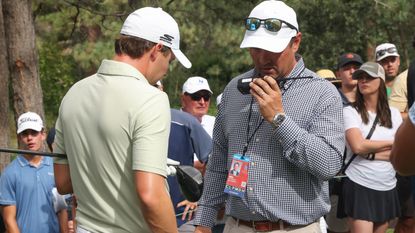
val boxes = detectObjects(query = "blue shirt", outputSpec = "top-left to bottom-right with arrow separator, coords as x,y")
167,109 -> 212,226
194,56 -> 344,227
0,156 -> 59,233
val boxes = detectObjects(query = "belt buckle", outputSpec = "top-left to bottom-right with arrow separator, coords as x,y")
252,221 -> 273,232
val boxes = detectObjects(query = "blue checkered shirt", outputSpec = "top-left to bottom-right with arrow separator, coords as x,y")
193,56 -> 345,227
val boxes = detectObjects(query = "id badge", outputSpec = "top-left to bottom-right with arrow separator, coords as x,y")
224,154 -> 250,198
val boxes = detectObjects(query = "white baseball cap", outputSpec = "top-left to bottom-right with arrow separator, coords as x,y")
375,43 -> 399,61
182,76 -> 212,94
17,112 -> 44,134
240,0 -> 299,53
120,7 -> 191,68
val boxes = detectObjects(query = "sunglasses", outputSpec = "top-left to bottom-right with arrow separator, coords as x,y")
186,92 -> 211,101
376,47 -> 397,59
245,17 -> 297,32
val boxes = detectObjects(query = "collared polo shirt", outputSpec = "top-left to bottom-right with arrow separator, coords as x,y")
0,156 -> 59,233
54,59 -> 171,232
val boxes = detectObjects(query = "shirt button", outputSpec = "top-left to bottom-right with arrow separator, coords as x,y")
249,187 -> 253,191
252,211 -> 256,214
251,162 -> 255,166
255,138 -> 260,142
279,139 -> 282,143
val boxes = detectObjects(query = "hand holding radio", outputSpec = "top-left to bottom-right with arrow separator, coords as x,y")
249,76 -> 284,123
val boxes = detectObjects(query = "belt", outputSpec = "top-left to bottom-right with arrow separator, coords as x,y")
232,217 -> 292,232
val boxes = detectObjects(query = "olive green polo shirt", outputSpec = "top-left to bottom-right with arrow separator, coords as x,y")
54,59 -> 171,233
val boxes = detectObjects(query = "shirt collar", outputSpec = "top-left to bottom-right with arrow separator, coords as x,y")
277,54 -> 306,90
97,59 -> 149,85
17,155 -> 50,167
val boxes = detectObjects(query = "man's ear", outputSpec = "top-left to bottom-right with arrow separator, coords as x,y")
291,32 -> 302,52
149,43 -> 164,61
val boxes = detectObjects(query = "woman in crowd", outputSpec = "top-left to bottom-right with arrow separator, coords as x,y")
342,62 -> 402,233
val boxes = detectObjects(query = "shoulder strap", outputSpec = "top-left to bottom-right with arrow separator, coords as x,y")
341,115 -> 379,173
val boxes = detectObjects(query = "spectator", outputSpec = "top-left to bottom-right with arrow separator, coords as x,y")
335,52 -> 363,105
375,43 -> 401,96
167,109 -> 212,232
0,112 -> 67,233
181,76 -> 215,173
391,104 -> 415,176
181,76 -> 215,137
342,62 -> 401,233
53,7 -> 191,233
193,1 -> 344,232
325,52 -> 363,233
377,42 -> 415,233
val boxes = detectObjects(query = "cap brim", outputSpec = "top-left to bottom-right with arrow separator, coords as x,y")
352,70 -> 379,80
338,60 -> 362,69
240,27 -> 297,53
17,124 -> 42,134
376,53 -> 400,62
172,49 -> 192,69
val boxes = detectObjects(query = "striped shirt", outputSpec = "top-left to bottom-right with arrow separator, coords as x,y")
193,56 -> 345,227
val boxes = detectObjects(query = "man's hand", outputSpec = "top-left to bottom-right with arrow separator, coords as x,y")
177,200 -> 197,221
249,76 -> 284,122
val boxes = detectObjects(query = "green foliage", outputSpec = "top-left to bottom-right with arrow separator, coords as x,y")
34,0 -> 415,121
38,42 -> 79,125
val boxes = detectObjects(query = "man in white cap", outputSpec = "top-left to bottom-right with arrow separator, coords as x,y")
0,112 -> 67,233
54,7 -> 191,233
181,76 -> 215,137
193,1 -> 344,233
375,43 -> 401,94
376,43 -> 415,233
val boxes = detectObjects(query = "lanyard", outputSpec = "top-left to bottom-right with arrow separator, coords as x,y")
241,71 -> 312,158
242,96 -> 264,157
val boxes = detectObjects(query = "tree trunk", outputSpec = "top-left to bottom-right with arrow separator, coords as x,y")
0,1 -> 11,172
3,0 -> 45,128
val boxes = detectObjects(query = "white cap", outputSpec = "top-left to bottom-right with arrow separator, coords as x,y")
240,0 -> 298,53
375,43 -> 399,61
17,112 -> 44,134
182,76 -> 212,94
120,7 -> 192,68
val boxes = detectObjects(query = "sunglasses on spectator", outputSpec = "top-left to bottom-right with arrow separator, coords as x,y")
376,47 -> 397,58
245,17 -> 297,32
186,92 -> 211,101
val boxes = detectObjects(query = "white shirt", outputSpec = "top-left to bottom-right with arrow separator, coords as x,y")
343,106 -> 402,191
201,114 -> 215,138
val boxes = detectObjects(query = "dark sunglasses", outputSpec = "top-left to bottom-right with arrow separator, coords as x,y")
245,17 -> 297,32
376,47 -> 397,59
186,92 -> 211,101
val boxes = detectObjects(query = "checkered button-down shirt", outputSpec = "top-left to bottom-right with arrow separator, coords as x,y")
193,56 -> 345,227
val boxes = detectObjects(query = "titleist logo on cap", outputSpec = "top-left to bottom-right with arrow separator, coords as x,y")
19,117 -> 40,124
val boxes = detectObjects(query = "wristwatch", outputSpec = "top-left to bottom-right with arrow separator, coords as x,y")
272,112 -> 286,128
